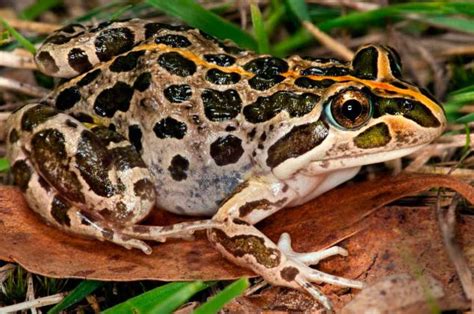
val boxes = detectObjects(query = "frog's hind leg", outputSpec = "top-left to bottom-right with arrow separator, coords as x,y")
10,155 -> 152,254
6,104 -> 155,253
208,177 -> 364,311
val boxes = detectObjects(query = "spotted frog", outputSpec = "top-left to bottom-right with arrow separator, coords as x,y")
6,19 -> 446,310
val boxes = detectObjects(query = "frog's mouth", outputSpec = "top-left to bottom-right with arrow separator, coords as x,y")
307,143 -> 428,175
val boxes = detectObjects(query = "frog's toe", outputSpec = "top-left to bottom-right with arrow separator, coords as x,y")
291,262 -> 365,312
277,232 -> 348,266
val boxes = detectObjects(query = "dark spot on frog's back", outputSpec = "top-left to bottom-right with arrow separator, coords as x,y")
110,145 -> 146,171
55,86 -> 81,110
51,195 -> 71,226
44,34 -> 72,45
164,84 -> 192,103
9,128 -> 19,144
295,77 -> 334,89
267,120 -> 329,168
21,104 -> 58,131
77,69 -> 101,87
65,119 -> 78,128
206,69 -> 240,85
210,135 -> 244,166
248,74 -> 285,91
243,91 -> 320,123
36,51 -> 59,74
352,46 -> 379,80
31,129 -> 85,203
201,89 -> 242,122
168,154 -> 190,181
153,117 -> 187,139
11,160 -> 32,191
76,130 -> 116,197
144,22 -> 192,38
155,34 -> 192,48
90,126 -> 124,145
110,50 -> 145,72
385,46 -> 402,79
94,82 -> 134,117
59,23 -> 85,34
94,27 -> 135,62
128,125 -> 143,152
68,48 -> 93,73
158,52 -> 196,77
133,72 -> 152,92
204,54 -> 236,66
300,66 -> 350,76
134,178 -> 155,200
243,57 -> 288,75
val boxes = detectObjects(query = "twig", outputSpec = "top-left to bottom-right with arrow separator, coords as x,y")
0,51 -> 37,71
245,278 -> 267,296
302,21 -> 354,61
2,18 -> 60,34
405,134 -> 474,172
26,273 -> 38,314
0,292 -> 66,312
436,193 -> 473,304
0,77 -> 48,98
0,264 -> 16,284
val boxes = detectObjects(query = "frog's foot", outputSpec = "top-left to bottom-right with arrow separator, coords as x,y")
209,223 -> 364,312
277,232 -> 349,266
122,220 -> 221,242
276,233 -> 364,311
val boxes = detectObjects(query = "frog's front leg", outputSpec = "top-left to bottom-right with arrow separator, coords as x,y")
208,177 -> 364,311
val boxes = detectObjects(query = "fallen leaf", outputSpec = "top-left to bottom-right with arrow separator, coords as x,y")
0,173 -> 472,288
227,205 -> 474,312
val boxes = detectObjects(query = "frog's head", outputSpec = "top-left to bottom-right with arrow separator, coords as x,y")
268,45 -> 447,178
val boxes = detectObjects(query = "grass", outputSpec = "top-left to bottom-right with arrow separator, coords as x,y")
0,0 -> 473,312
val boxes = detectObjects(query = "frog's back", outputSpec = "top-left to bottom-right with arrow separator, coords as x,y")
38,20 -> 344,215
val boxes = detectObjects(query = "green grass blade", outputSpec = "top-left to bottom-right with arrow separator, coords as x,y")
0,158 -> 9,172
47,280 -> 103,314
423,16 -> 474,34
456,113 -> 474,124
264,2 -> 286,35
149,281 -> 210,313
110,4 -> 134,21
274,2 -> 474,55
102,282 -> 188,313
447,91 -> 474,104
147,0 -> 257,50
285,0 -> 310,21
449,85 -> 474,95
250,4 -> 270,54
20,0 -> 62,20
103,281 -> 211,314
194,278 -> 249,314
0,18 -> 36,54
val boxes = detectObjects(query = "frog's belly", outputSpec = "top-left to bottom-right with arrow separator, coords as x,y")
142,144 -> 253,216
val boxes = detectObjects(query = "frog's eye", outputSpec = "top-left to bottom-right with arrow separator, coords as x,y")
325,89 -> 372,130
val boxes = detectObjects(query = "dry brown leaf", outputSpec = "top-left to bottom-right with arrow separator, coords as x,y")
0,172 -> 472,286
228,205 -> 474,312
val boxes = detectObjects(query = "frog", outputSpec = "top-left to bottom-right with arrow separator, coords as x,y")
5,19 -> 446,311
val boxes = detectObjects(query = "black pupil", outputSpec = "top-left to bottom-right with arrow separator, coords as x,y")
341,99 -> 362,121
